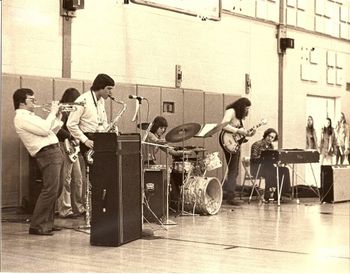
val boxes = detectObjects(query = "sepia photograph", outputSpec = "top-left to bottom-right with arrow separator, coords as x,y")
1,0 -> 350,273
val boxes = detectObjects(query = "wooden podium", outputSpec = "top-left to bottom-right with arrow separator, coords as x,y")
90,133 -> 142,247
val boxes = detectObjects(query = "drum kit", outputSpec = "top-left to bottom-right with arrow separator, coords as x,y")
162,122 -> 224,216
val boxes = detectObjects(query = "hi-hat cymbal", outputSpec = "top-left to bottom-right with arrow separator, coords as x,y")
165,123 -> 201,143
202,122 -> 230,137
137,123 -> 150,130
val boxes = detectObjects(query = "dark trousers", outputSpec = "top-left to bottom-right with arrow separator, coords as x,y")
251,163 -> 291,200
221,149 -> 240,200
31,146 -> 64,232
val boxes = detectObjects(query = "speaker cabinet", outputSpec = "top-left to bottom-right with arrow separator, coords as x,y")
321,165 -> 350,203
143,168 -> 167,222
90,133 -> 142,247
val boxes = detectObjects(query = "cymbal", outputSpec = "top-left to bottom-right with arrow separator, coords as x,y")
137,123 -> 150,130
165,123 -> 201,143
203,122 -> 230,137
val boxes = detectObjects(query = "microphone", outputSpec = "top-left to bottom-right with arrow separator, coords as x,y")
129,95 -> 146,100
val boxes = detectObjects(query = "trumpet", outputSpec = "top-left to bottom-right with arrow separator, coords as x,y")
34,101 -> 85,112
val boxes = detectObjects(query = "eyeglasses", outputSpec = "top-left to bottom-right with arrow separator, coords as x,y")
26,97 -> 37,103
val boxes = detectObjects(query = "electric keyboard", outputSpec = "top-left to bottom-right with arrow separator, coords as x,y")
260,149 -> 319,164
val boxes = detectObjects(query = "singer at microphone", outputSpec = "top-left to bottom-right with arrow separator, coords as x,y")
129,95 -> 146,101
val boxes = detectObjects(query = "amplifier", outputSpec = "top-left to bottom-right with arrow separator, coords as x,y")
143,167 -> 167,223
321,165 -> 350,203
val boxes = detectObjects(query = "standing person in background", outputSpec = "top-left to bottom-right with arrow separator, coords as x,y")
319,117 -> 336,165
334,112 -> 349,165
219,97 -> 256,206
13,88 -> 64,235
306,116 -> 318,150
56,88 -> 85,218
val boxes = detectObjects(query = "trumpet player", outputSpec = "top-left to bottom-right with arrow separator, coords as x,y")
67,73 -> 115,157
13,88 -> 64,236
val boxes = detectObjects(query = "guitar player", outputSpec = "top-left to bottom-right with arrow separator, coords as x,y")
219,97 -> 256,206
56,88 -> 85,218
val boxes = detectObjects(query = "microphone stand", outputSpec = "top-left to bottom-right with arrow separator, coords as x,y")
163,146 -> 177,225
134,98 -> 146,232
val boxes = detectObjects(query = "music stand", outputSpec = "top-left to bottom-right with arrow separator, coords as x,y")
195,122 -> 229,138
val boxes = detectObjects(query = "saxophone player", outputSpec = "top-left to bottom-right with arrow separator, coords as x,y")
66,73 -> 115,157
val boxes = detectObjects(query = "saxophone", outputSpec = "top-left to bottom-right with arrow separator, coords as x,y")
105,95 -> 127,134
85,95 -> 127,165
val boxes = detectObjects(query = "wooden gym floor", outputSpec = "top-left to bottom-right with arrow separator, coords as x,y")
1,199 -> 349,273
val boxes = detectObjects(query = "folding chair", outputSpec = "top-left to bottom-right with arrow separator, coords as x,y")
240,156 -> 264,203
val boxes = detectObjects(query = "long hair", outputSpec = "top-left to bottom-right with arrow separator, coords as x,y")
60,88 -> 80,103
306,115 -> 315,134
150,116 -> 168,134
322,117 -> 333,135
337,112 -> 347,125
335,112 -> 347,133
13,88 -> 34,110
225,97 -> 251,119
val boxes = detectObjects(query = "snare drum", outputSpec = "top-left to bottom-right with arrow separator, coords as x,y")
172,161 -> 193,173
203,152 -> 222,171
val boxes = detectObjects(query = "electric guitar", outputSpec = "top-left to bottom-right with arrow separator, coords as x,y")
220,119 -> 267,153
64,139 -> 80,163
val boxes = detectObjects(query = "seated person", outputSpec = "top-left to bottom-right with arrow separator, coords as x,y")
143,116 -> 187,164
142,116 -> 190,209
250,128 -> 291,202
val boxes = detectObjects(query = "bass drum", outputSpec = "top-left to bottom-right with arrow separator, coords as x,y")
182,176 -> 222,215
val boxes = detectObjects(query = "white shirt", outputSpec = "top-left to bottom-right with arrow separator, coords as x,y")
66,90 -> 108,144
14,109 -> 63,156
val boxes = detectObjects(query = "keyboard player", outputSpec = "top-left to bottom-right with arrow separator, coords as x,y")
250,128 -> 291,202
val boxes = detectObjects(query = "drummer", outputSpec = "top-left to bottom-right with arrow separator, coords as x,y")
143,116 -> 192,210
143,116 -> 190,165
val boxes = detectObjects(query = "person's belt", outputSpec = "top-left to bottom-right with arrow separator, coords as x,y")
39,143 -> 59,153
